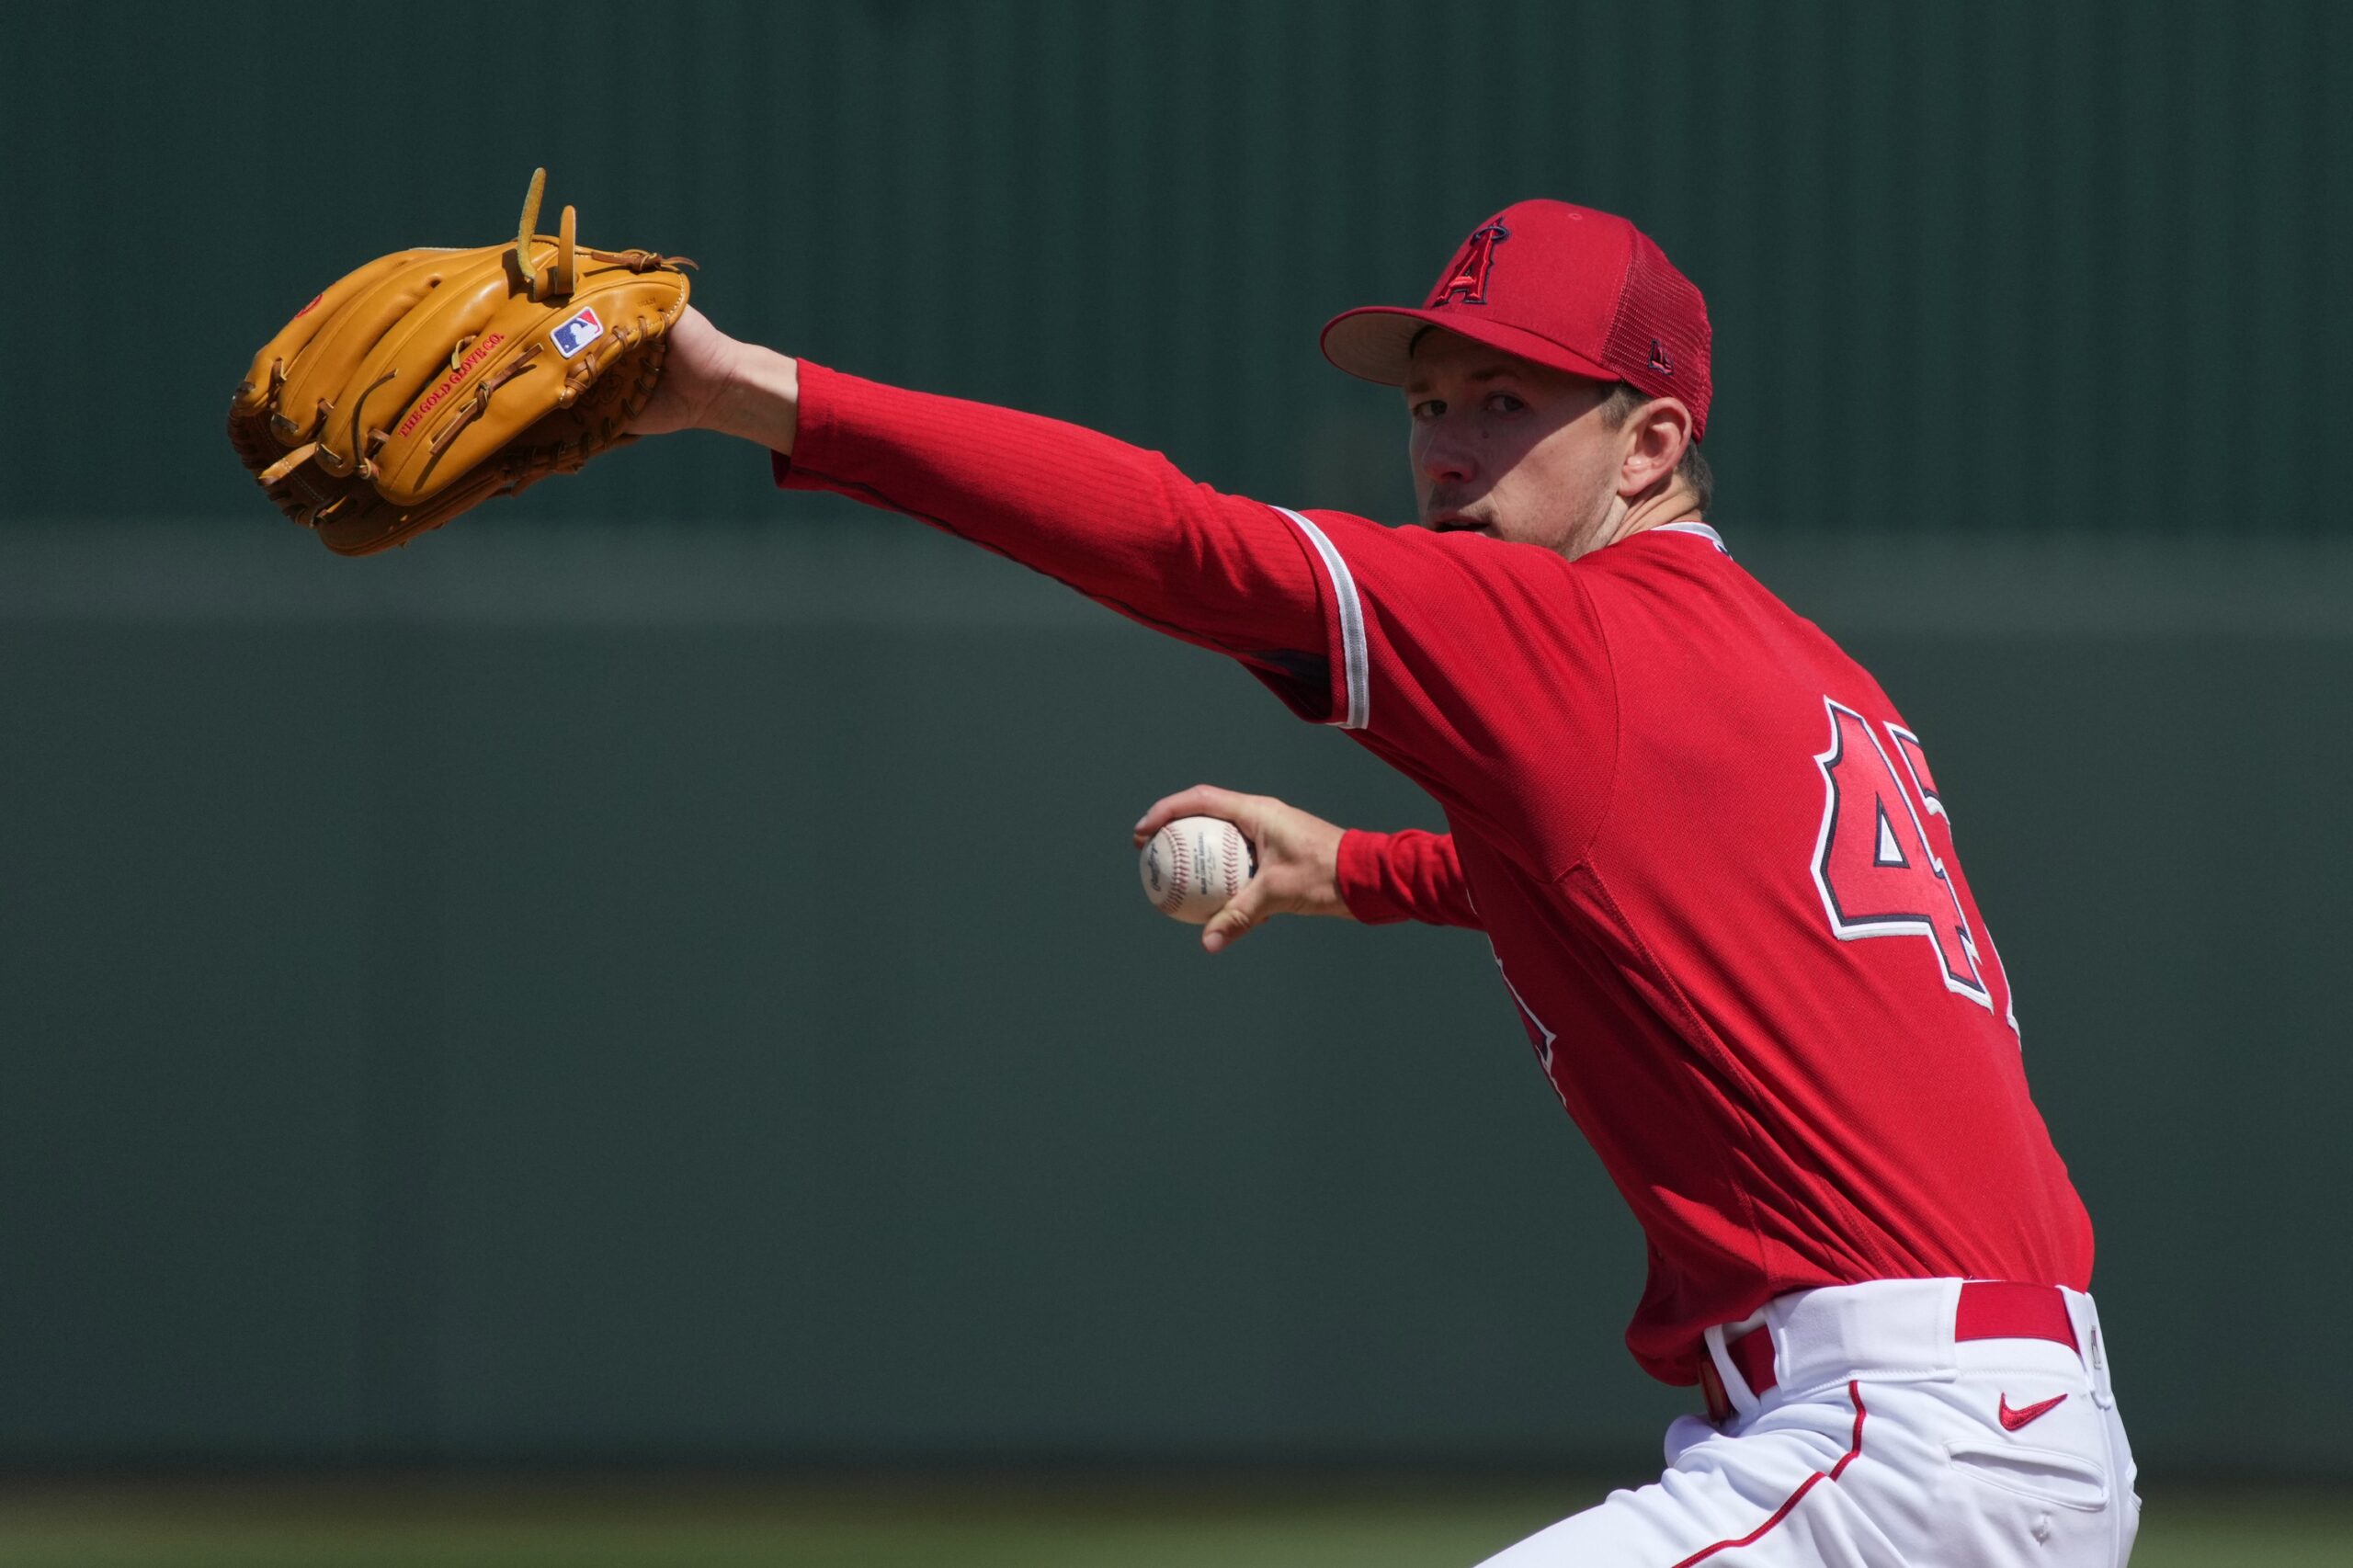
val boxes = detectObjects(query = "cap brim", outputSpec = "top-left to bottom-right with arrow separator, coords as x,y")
1319,305 -> 1619,388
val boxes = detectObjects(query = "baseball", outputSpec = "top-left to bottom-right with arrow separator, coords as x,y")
1138,815 -> 1256,924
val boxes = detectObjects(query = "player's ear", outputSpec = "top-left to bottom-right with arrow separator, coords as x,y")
1619,396 -> 1694,499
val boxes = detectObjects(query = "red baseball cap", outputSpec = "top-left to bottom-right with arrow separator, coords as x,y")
1320,199 -> 1713,440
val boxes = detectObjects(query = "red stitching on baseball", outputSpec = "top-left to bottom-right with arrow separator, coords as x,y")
1158,831 -> 1191,915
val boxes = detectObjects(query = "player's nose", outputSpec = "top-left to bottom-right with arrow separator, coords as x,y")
1415,429 -> 1475,489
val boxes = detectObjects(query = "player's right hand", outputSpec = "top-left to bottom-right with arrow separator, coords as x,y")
1131,785 -> 1351,954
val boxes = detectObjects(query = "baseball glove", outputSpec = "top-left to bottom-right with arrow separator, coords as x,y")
229,168 -> 693,556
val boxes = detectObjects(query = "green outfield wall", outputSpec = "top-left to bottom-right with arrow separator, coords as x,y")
1,0 -> 2348,1483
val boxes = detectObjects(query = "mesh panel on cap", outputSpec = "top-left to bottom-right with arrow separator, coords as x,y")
1601,233 -> 1713,440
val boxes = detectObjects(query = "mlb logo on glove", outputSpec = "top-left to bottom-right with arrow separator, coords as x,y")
551,305 -> 605,359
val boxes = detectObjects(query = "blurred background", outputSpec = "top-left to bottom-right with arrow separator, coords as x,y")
3,1 -> 2348,1563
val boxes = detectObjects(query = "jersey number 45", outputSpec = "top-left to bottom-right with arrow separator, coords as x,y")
1810,698 -> 2016,1032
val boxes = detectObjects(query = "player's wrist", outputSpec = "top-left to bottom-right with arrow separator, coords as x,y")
703,338 -> 801,454
1331,829 -> 1402,925
1300,818 -> 1347,918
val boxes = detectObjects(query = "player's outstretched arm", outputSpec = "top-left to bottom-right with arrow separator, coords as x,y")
1132,786 -> 1350,954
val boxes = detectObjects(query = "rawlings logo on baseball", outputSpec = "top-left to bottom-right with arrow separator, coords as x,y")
1138,815 -> 1255,925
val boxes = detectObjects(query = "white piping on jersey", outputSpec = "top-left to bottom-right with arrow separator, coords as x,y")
1273,506 -> 1370,731
1653,520 -> 1730,554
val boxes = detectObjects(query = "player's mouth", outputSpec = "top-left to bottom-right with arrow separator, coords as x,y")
1429,512 -> 1493,536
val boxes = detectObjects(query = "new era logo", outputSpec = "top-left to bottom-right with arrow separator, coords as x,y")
551,306 -> 605,360
1650,337 -> 1674,376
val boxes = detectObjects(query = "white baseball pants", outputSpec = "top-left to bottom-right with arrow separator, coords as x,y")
1477,1281 -> 2138,1567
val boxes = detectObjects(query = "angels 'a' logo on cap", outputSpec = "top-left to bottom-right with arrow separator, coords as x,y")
1429,222 -> 1510,308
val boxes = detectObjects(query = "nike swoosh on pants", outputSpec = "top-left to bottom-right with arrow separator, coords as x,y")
1997,1392 -> 2068,1431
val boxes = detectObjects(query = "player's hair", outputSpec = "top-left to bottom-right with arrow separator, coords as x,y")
1600,382 -> 1713,516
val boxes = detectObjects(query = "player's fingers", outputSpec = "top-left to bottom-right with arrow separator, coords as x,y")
1200,875 -> 1274,954
1132,784 -> 1261,846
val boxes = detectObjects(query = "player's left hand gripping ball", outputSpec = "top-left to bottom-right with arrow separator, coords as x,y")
227,168 -> 693,555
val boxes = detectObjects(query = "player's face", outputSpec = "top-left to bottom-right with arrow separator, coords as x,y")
1404,329 -> 1624,558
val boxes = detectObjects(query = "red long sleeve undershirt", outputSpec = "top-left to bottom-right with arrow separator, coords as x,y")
1335,828 -> 1483,929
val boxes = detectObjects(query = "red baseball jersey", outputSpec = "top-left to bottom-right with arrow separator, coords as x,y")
778,363 -> 2094,1384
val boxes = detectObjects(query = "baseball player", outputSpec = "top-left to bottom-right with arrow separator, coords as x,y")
631,200 -> 2137,1566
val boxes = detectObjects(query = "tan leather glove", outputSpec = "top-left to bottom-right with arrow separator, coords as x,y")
228,169 -> 692,555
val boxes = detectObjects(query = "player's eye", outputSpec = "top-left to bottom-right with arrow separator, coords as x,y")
1484,392 -> 1525,415
1409,399 -> 1445,420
